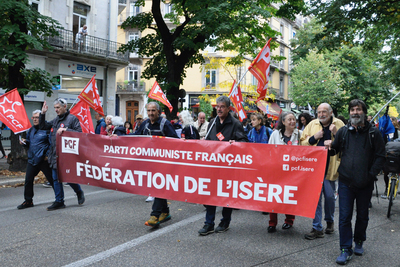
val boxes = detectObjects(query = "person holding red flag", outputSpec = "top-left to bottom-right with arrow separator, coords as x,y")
267,111 -> 301,233
39,98 -> 85,210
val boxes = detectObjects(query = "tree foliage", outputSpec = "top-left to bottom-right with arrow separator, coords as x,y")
290,49 -> 343,109
290,19 -> 390,114
0,0 -> 60,95
120,0 -> 306,115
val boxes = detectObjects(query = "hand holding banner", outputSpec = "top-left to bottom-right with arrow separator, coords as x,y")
0,88 -> 31,134
78,75 -> 104,116
148,81 -> 173,112
70,100 -> 95,134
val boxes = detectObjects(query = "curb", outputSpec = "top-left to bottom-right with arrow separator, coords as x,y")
0,178 -> 25,187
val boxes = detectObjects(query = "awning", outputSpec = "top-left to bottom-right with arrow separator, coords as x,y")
257,100 -> 282,119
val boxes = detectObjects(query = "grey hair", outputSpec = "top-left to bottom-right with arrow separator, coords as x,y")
180,110 -> 194,127
146,101 -> 161,112
32,109 -> 41,115
216,95 -> 230,108
112,116 -> 124,126
106,115 -> 113,120
54,98 -> 67,106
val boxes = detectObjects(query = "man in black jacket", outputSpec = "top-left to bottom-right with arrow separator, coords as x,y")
325,99 -> 385,265
40,98 -> 85,211
198,96 -> 248,236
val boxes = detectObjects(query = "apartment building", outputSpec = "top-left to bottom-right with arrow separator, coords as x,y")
10,0 -> 129,123
116,0 -> 308,122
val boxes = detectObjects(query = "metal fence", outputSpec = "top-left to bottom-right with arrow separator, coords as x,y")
47,28 -> 129,62
116,82 -> 145,93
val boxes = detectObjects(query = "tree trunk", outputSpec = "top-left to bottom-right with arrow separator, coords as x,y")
8,132 -> 27,172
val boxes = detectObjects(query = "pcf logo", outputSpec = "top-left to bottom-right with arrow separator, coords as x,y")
61,137 -> 80,155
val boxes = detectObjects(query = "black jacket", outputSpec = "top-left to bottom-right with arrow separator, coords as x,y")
39,110 -> 82,169
330,122 -> 385,188
206,113 -> 248,142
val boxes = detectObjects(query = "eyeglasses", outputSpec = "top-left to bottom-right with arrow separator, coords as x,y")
32,117 -> 40,119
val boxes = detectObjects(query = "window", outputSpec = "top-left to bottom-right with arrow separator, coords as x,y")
292,30 -> 296,38
128,65 -> 139,82
279,75 -> 284,96
205,69 -> 217,89
129,32 -> 139,57
73,3 -> 89,41
280,24 -> 284,39
164,3 -> 173,15
130,2 -> 140,16
280,48 -> 285,69
29,0 -> 40,11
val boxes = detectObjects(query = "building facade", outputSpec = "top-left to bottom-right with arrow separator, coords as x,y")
116,0 -> 308,121
5,0 -> 129,125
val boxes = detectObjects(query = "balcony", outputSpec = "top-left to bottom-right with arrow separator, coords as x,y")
116,81 -> 146,94
119,10 -> 141,25
47,28 -> 129,62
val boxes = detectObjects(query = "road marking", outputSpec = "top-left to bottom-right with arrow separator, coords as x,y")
63,212 -> 206,267
0,189 -> 111,213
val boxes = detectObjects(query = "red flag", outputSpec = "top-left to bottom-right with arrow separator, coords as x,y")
78,75 -> 104,116
148,81 -> 173,112
229,81 -> 246,122
0,88 -> 31,134
70,100 -> 95,134
248,38 -> 271,102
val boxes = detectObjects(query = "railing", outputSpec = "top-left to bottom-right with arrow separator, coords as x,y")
47,28 -> 129,62
118,10 -> 141,24
116,81 -> 145,93
119,0 -> 127,4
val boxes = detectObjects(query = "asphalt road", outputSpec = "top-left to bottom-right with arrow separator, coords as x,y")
1,176 -> 399,267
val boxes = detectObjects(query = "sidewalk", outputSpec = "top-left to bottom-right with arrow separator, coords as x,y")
0,148 -> 26,187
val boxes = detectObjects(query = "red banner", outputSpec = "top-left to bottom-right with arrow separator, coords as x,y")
148,81 -> 173,112
70,100 -> 94,134
78,75 -> 104,116
0,88 -> 31,134
57,132 -> 327,218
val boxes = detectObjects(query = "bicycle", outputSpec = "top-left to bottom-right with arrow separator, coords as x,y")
387,173 -> 399,218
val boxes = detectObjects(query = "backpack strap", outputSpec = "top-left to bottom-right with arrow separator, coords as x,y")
159,117 -> 167,136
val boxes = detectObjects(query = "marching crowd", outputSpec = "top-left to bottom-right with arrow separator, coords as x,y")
16,96 -> 392,265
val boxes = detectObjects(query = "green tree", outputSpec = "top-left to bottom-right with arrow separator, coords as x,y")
198,94 -> 213,119
0,0 -> 61,171
120,0 -> 306,116
290,49 -> 343,109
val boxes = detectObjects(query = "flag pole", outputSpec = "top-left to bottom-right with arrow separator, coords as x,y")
372,91 -> 400,121
228,69 -> 250,98
204,115 -> 218,140
69,98 -> 80,110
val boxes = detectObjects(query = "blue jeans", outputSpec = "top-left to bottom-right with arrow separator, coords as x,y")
338,180 -> 373,250
150,198 -> 169,217
204,205 -> 232,226
313,179 -> 336,231
52,169 -> 82,203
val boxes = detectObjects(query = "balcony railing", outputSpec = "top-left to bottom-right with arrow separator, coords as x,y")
119,10 -> 141,24
47,28 -> 129,62
116,81 -> 146,93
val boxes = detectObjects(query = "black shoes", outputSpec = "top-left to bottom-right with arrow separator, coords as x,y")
198,224 -> 214,236
215,222 -> 230,233
282,223 -> 292,230
325,222 -> 334,234
268,226 -> 276,233
47,201 -> 66,211
77,191 -> 85,205
17,201 -> 34,210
